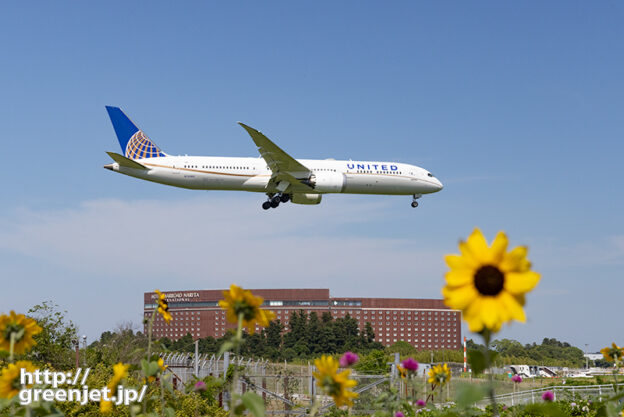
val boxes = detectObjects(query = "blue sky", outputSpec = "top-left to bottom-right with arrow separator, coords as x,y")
1,2 -> 622,351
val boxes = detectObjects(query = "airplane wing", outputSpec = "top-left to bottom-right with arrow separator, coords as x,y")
238,123 -> 314,192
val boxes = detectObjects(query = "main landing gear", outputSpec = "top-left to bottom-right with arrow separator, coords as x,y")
411,194 -> 422,208
262,193 -> 290,210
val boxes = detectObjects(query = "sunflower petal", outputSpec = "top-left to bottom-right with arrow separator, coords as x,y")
499,292 -> 526,322
490,231 -> 509,263
444,270 -> 474,287
500,246 -> 530,273
504,271 -> 540,295
465,228 -> 490,262
443,285 -> 477,310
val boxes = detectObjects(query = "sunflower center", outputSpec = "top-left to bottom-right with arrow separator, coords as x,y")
321,375 -> 342,396
474,265 -> 505,296
3,323 -> 25,343
233,301 -> 258,321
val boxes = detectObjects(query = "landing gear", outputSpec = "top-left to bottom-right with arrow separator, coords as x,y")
262,193 -> 291,210
411,194 -> 422,208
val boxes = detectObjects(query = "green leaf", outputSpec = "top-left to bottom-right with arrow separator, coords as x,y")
454,383 -> 485,409
242,392 -> 266,417
524,403 -> 566,417
164,406 -> 176,417
218,341 -> 235,356
467,350 -> 486,375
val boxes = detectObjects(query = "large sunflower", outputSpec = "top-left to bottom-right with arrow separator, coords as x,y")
442,228 -> 540,333
313,355 -> 358,407
427,363 -> 451,386
0,360 -> 37,398
0,311 -> 43,354
218,284 -> 275,334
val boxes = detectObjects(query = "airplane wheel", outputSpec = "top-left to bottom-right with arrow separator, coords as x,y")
280,194 -> 290,203
262,201 -> 271,210
270,200 -> 280,208
411,201 -> 419,208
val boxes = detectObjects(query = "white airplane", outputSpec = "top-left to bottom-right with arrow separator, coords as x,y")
103,106 -> 443,209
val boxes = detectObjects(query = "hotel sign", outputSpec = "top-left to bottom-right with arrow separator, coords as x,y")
150,292 -> 200,302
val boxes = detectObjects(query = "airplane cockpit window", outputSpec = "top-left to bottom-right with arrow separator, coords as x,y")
427,173 -> 433,177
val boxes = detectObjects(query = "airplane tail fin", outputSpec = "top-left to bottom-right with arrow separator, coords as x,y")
105,106 -> 167,160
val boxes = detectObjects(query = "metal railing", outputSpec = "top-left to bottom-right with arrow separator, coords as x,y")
476,383 -> 624,407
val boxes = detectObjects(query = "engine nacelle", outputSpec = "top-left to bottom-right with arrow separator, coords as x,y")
291,193 -> 322,205
304,171 -> 346,193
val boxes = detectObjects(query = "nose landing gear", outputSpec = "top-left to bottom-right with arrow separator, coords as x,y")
411,194 -> 422,208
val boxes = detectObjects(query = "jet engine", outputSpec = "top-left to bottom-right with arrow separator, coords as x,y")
302,171 -> 346,193
291,193 -> 322,205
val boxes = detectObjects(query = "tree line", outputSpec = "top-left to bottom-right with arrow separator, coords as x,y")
157,310 -> 385,361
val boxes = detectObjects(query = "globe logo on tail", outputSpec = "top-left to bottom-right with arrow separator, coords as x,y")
125,131 -> 165,160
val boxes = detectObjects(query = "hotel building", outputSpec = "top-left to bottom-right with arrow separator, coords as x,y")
144,288 -> 461,350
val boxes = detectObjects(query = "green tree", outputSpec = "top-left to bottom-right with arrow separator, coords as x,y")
27,301 -> 78,369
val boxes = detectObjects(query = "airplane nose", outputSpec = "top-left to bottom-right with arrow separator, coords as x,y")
436,178 -> 444,191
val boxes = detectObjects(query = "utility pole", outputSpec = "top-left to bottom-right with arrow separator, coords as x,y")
73,340 -> 79,369
194,340 -> 199,376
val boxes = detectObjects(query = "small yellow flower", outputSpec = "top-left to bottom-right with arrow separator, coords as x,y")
601,343 -> 624,363
218,284 -> 275,334
100,362 -> 129,413
397,365 -> 407,379
428,363 -> 451,386
0,360 -> 37,398
0,311 -> 43,354
158,357 -> 167,371
442,229 -> 540,333
313,355 -> 358,407
154,290 -> 172,323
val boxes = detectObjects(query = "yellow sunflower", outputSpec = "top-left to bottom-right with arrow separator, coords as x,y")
218,285 -> 275,334
313,355 -> 358,407
427,363 -> 451,386
397,365 -> 407,379
442,228 -> 540,333
0,311 -> 43,354
0,360 -> 37,398
154,290 -> 172,323
601,343 -> 624,364
100,362 -> 129,413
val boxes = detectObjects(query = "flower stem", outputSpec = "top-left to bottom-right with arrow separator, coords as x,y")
9,332 -> 15,363
483,330 -> 499,417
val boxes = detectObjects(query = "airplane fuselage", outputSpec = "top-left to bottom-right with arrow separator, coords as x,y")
105,155 -> 442,196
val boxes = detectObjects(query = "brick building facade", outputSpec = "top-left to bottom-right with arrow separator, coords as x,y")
144,288 -> 462,350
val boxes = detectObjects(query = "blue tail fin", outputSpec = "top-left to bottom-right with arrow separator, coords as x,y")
105,106 -> 166,159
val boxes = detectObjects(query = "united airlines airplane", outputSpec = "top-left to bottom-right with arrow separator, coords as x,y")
103,106 -> 443,209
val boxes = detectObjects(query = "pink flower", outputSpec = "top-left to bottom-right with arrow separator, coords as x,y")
416,399 -> 426,407
512,374 -> 522,383
395,412 -> 404,417
194,381 -> 207,392
542,391 -> 554,402
339,351 -> 359,367
401,358 -> 419,372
